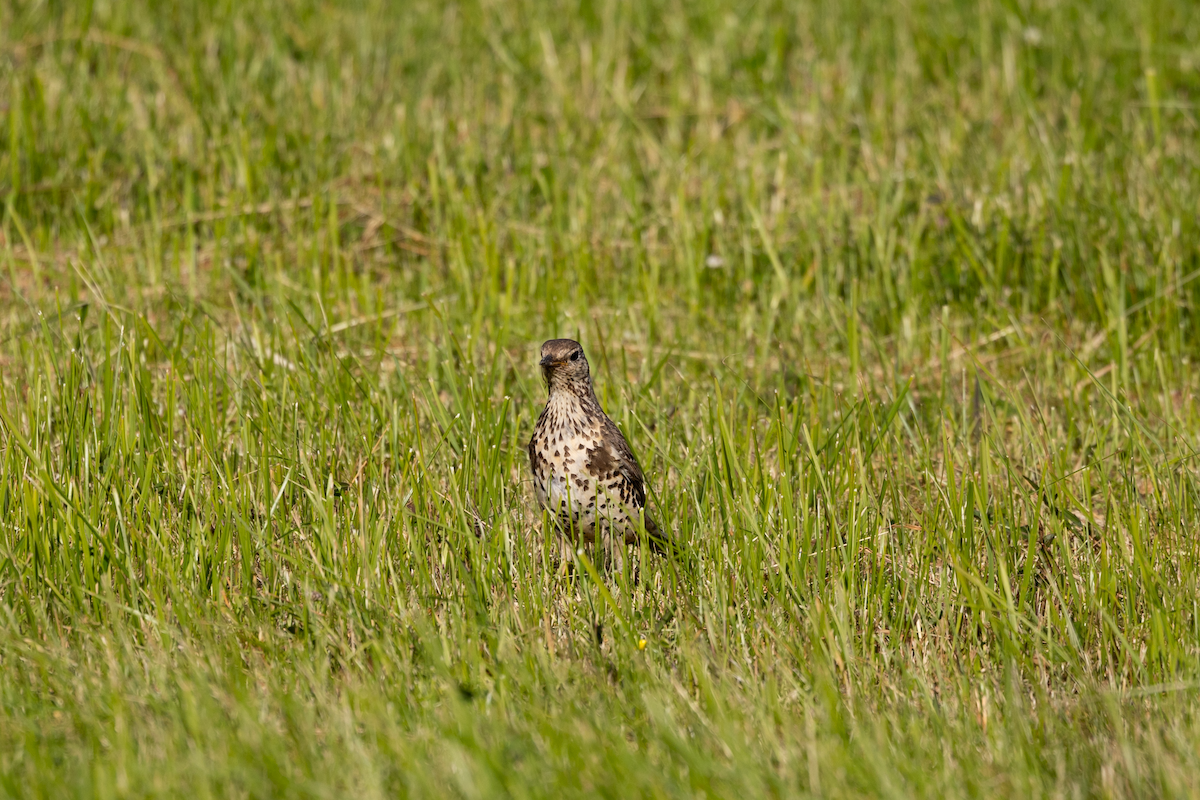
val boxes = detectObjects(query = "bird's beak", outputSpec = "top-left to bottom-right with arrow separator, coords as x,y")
539,355 -> 557,368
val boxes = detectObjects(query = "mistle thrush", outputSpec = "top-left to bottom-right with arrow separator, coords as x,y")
528,339 -> 668,566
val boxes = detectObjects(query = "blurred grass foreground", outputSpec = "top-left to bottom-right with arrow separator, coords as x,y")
3,0 -> 1200,796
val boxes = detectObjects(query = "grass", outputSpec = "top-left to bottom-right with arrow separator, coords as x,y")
2,0 -> 1200,795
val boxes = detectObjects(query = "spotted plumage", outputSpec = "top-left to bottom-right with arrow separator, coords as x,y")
528,339 -> 667,565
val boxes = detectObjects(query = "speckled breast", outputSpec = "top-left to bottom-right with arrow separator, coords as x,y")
530,391 -> 640,542
532,425 -> 605,536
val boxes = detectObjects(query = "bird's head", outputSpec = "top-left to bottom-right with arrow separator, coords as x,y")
539,338 -> 591,394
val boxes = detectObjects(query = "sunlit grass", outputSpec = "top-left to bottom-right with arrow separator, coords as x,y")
3,0 -> 1200,796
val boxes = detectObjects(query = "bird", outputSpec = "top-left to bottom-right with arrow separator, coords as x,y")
528,338 -> 669,570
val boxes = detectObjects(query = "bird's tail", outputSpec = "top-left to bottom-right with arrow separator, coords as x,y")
638,514 -> 677,557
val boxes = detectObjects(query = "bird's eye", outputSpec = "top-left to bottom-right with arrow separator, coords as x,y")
569,350 -> 581,362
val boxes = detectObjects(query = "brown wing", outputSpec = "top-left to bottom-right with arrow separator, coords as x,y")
599,416 -> 647,506
590,417 -> 669,552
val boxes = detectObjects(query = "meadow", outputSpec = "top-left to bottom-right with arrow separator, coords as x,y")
2,0 -> 1200,796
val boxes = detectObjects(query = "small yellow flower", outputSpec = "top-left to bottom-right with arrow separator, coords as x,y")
638,638 -> 647,650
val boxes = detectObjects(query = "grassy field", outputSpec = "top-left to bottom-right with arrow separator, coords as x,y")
3,0 -> 1200,796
